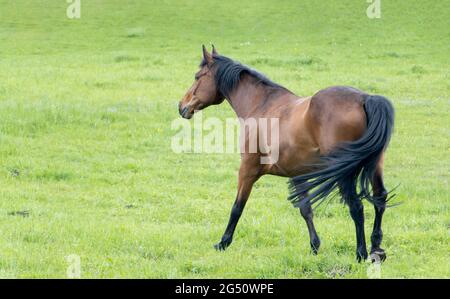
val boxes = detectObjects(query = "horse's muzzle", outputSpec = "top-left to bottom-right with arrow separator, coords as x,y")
179,105 -> 192,119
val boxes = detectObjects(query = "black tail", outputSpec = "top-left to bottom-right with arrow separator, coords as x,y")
288,95 -> 395,208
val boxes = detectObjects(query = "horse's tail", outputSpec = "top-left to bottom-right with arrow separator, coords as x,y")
288,94 -> 395,208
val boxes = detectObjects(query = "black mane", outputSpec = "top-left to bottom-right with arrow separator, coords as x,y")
200,54 -> 286,98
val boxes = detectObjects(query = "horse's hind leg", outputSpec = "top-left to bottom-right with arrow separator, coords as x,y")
340,178 -> 368,262
296,184 -> 321,254
369,162 -> 388,263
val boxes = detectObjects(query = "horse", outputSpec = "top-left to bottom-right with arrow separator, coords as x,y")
178,45 -> 394,262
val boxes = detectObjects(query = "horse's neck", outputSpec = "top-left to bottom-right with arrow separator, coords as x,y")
227,76 -> 276,118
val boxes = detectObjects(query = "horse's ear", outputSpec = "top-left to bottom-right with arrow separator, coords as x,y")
212,45 -> 218,56
202,44 -> 213,65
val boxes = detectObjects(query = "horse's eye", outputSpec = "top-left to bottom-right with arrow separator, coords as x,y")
195,75 -> 200,80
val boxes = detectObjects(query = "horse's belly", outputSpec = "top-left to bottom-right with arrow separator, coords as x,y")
264,143 -> 320,177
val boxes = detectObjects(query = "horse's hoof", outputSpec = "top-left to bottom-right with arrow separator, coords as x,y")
310,238 -> 321,255
214,241 -> 228,251
214,243 -> 223,251
370,248 -> 386,263
356,249 -> 368,263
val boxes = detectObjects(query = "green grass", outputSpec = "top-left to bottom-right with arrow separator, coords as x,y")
0,0 -> 449,278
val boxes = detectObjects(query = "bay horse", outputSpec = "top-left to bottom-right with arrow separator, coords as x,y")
178,46 -> 394,262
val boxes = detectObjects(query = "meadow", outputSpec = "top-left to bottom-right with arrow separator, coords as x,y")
0,0 -> 448,278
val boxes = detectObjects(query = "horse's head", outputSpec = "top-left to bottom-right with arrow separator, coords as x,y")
179,45 -> 225,119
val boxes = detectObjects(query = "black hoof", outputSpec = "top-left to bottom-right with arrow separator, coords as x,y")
370,248 -> 386,263
214,240 -> 231,251
356,248 -> 368,263
310,238 -> 321,255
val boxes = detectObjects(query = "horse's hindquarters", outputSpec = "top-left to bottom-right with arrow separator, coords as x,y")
308,86 -> 368,154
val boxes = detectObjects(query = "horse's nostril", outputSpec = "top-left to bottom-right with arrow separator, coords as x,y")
180,106 -> 189,118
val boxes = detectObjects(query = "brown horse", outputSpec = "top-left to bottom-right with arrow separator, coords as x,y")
179,46 -> 394,262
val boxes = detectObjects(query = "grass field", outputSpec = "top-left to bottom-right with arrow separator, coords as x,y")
0,0 -> 448,278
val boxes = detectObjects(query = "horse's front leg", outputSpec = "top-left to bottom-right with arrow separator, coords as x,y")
214,166 -> 259,251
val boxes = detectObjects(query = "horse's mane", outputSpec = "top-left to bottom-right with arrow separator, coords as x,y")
200,54 -> 286,98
